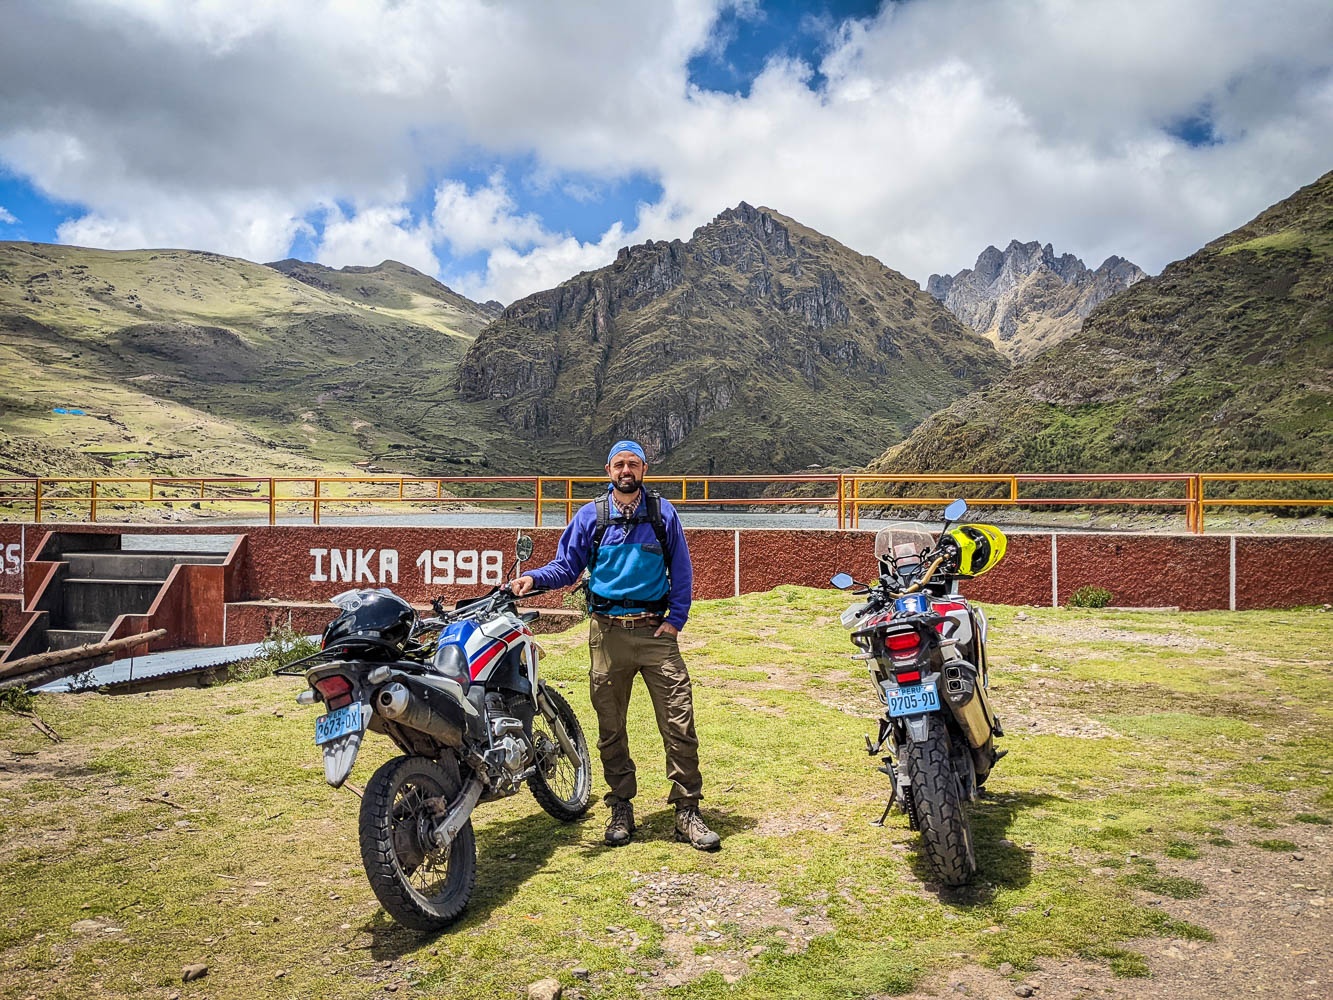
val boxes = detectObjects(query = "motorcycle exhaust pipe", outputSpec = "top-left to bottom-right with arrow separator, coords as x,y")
941,662 -> 997,750
375,682 -> 464,748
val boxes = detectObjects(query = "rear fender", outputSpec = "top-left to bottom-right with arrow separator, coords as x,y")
903,714 -> 931,743
322,701 -> 370,787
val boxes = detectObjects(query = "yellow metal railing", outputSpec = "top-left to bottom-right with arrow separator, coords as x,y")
0,472 -> 1329,533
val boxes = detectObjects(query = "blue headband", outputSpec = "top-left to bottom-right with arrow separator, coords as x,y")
606,439 -> 647,465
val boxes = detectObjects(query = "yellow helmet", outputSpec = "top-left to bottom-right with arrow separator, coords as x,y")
945,523 -> 1007,577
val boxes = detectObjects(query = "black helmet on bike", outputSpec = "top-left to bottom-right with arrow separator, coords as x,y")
322,589 -> 417,656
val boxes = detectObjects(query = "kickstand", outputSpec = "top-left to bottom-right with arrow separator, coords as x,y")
870,798 -> 894,827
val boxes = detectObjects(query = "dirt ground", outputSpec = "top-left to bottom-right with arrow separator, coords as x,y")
890,817 -> 1329,1000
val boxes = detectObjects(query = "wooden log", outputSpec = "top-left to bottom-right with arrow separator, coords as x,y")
0,629 -> 168,688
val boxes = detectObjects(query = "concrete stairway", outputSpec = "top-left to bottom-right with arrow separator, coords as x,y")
44,550 -> 228,651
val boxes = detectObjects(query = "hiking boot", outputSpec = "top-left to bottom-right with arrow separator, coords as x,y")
674,805 -> 721,851
604,799 -> 635,847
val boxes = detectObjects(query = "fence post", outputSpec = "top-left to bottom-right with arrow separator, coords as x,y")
35,479 -> 43,523
1193,475 -> 1205,535
313,479 -> 320,525
535,477 -> 543,527
268,478 -> 276,525
90,480 -> 98,523
837,475 -> 845,529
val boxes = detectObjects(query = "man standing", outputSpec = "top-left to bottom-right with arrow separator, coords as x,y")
511,440 -> 720,851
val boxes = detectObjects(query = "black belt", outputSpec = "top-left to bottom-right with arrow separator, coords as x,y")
592,613 -> 663,630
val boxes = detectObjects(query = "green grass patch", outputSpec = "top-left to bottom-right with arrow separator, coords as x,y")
1083,945 -> 1151,978
1067,585 -> 1113,609
0,592 -> 1329,999
1121,871 -> 1207,900
1250,838 -> 1299,852
1164,840 -> 1201,860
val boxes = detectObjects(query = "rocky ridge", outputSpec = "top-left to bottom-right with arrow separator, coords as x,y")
928,240 -> 1146,361
872,169 -> 1333,478
458,203 -> 1005,472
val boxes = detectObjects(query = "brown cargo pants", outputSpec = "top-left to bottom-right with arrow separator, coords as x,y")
587,615 -> 703,808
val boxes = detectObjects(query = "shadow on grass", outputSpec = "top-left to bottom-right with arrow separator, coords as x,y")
612,803 -> 759,850
908,789 -> 1060,904
363,805 -> 591,957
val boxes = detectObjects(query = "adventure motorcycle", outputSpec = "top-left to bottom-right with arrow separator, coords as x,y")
289,534 -> 592,931
832,500 -> 1007,886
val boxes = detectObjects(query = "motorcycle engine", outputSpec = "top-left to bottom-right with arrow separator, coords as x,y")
488,716 -> 532,777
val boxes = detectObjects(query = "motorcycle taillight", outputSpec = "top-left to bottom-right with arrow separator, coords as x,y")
885,631 -> 920,654
315,674 -> 354,710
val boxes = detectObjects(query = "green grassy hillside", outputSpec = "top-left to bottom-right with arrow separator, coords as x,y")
869,171 -> 1333,486
267,258 -> 501,337
0,244 -> 510,478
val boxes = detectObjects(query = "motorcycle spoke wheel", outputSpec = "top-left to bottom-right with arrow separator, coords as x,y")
529,687 -> 592,821
360,755 -> 476,932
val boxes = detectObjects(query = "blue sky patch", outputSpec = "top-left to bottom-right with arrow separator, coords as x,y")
688,0 -> 884,96
0,172 -> 85,244
1166,105 -> 1223,148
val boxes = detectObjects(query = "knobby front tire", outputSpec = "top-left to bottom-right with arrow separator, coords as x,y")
529,686 -> 593,821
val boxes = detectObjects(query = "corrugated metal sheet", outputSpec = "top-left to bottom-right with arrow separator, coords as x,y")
34,637 -> 316,692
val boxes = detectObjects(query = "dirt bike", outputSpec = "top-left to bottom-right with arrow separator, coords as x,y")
289,534 -> 591,931
832,499 -> 1006,886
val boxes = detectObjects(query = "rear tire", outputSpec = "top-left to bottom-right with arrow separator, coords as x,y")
359,754 -> 476,931
529,686 -> 592,821
905,715 -> 977,886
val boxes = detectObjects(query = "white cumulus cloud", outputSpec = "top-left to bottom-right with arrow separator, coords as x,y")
0,0 -> 1329,301
0,205 -> 16,224
314,204 -> 439,276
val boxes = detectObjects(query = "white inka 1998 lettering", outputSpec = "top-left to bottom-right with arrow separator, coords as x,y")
3,543 -> 19,576
309,548 -> 400,584
415,550 -> 504,586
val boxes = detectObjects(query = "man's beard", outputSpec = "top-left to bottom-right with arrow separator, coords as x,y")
613,473 -> 641,495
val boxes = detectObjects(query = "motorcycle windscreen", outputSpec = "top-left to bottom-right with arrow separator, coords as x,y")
874,524 -> 935,564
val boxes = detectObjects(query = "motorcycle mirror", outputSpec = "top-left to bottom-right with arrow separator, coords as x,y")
944,498 -> 968,523
830,573 -> 856,590
515,533 -> 535,562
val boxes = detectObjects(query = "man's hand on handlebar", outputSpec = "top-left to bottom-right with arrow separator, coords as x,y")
509,575 -> 536,597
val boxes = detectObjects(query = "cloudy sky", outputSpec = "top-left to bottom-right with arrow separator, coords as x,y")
1,0 -> 1330,304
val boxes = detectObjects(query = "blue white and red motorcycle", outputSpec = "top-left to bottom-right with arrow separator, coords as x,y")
832,500 -> 1008,886
292,534 -> 591,930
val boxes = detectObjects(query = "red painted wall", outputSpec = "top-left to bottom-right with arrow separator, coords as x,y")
2,524 -> 1330,632
1053,534 -> 1232,611
960,533 -> 1053,606
107,564 -> 227,651
1235,537 -> 1332,609
0,524 -> 22,599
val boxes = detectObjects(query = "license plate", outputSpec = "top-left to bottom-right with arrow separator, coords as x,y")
314,702 -> 364,745
885,682 -> 939,718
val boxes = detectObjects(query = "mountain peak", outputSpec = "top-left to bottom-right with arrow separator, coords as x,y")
458,205 -> 1001,471
874,169 -> 1333,476
927,240 -> 1146,361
